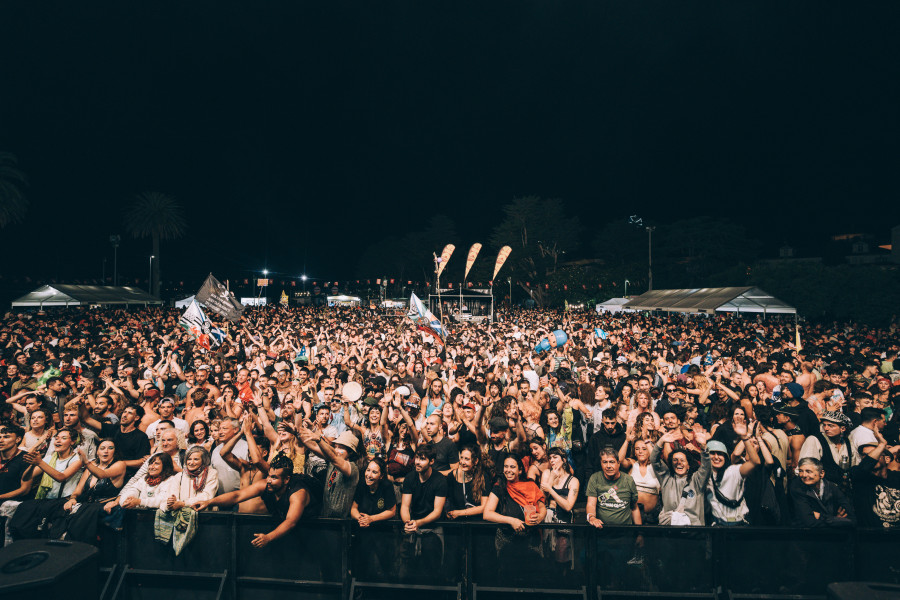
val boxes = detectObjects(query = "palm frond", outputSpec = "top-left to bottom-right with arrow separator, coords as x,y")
124,191 -> 188,240
0,152 -> 29,227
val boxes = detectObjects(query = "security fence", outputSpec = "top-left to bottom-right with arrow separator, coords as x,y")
30,510 -> 900,600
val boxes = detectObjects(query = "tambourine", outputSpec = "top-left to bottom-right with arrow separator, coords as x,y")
534,329 -> 568,353
342,381 -> 363,403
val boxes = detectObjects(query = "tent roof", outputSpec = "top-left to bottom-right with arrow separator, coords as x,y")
622,287 -> 795,314
11,285 -> 162,307
598,297 -> 630,306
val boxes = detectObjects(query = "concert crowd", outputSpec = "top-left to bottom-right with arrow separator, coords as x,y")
1,304 -> 898,578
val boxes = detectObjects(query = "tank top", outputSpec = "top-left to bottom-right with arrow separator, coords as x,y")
549,474 -> 574,523
631,462 -> 660,495
261,474 -> 322,521
424,396 -> 444,418
82,473 -> 122,503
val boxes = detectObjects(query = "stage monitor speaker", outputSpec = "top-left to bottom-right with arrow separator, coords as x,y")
827,581 -> 900,600
0,539 -> 98,598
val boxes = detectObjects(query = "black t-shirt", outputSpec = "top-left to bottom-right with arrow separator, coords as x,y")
100,424 -> 151,476
353,479 -> 397,516
401,470 -> 448,520
431,436 -> 459,473
262,474 -> 323,521
0,451 -> 29,496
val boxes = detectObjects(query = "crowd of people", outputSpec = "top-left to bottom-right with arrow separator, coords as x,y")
1,304 -> 899,574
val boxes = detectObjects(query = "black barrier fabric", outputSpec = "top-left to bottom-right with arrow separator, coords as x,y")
40,511 -> 900,600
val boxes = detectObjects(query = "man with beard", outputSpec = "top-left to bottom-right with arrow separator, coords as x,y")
193,454 -> 322,547
83,404 -> 151,478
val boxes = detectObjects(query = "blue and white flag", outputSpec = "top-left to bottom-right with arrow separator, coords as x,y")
408,292 -> 446,346
179,300 -> 222,349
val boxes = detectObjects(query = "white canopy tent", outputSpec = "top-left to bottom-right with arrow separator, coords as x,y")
596,297 -> 632,314
11,285 -> 162,308
175,295 -> 197,309
327,295 -> 361,307
623,287 -> 796,315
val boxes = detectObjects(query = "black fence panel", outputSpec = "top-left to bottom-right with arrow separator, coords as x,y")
7,509 -> 900,600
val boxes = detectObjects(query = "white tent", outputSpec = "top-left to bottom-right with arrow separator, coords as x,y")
596,297 -> 632,314
11,285 -> 162,308
175,295 -> 197,309
623,287 -> 796,315
327,295 -> 361,307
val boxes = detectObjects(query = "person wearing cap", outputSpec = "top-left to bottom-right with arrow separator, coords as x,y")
773,403 -> 805,473
297,428 -> 360,518
705,432 -> 761,526
798,411 -> 853,490
850,427 -> 900,527
781,382 -> 819,438
789,457 -> 856,528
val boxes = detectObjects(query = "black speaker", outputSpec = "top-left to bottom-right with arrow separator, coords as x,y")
0,539 -> 98,598
827,581 -> 900,600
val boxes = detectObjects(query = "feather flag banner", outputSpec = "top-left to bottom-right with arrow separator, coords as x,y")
464,243 -> 482,281
492,246 -> 512,280
436,244 -> 455,278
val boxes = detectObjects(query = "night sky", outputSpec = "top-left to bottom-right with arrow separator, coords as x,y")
2,1 -> 899,286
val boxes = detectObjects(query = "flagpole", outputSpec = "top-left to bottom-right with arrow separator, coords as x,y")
434,254 -> 445,329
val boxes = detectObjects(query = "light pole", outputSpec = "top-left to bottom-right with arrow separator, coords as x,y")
646,226 -> 655,291
148,256 -> 155,295
301,274 -> 307,294
109,234 -> 120,286
624,279 -> 630,297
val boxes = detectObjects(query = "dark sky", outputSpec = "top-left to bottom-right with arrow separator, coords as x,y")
2,1 -> 899,286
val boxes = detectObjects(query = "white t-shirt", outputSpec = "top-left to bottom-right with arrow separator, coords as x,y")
707,465 -> 748,523
212,438 -> 248,494
848,425 -> 878,464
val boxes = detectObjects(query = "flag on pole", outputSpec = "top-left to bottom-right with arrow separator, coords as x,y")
195,273 -> 244,323
795,322 -> 803,352
179,300 -> 220,349
280,290 -> 289,306
408,292 -> 446,346
492,246 -> 512,280
464,243 -> 482,281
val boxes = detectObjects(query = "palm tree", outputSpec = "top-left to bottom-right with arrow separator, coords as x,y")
124,191 -> 187,297
0,152 -> 28,227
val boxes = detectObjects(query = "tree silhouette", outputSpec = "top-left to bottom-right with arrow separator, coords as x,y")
0,152 -> 28,227
124,191 -> 187,297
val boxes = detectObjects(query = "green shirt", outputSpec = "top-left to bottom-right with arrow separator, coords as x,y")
586,471 -> 638,525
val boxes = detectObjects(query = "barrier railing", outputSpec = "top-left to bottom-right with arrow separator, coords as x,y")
71,511 -> 900,600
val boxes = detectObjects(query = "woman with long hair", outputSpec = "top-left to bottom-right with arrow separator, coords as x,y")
351,457 -> 398,578
527,438 -> 549,481
59,439 -> 127,542
540,447 -> 579,569
446,446 -> 487,519
483,455 -> 547,581
10,428 -> 85,539
626,391 -> 660,431
187,420 -> 213,451
21,407 -> 53,454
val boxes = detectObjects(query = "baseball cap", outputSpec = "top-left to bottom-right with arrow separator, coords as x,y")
706,441 -> 728,455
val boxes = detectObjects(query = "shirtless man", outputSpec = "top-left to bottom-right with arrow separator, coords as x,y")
796,361 -> 816,398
